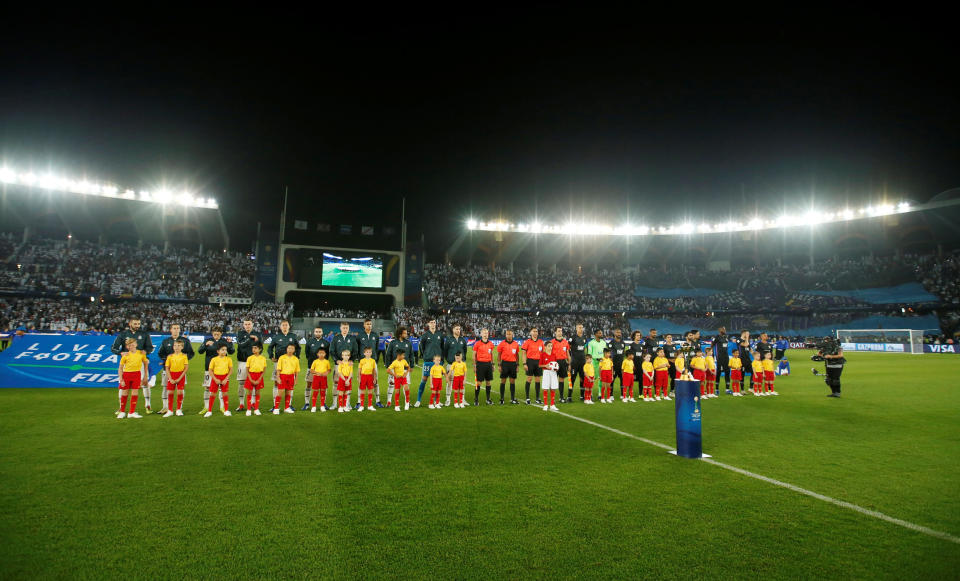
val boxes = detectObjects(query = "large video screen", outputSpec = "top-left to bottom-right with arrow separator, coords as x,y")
296,249 -> 386,290
320,252 -> 384,289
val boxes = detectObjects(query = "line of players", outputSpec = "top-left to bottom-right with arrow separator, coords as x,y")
112,317 -> 780,418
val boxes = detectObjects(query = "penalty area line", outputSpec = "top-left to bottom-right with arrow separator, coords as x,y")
550,409 -> 960,546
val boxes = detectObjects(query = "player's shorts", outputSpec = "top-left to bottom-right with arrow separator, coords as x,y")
245,371 -> 264,390
476,361 -> 493,382
421,360 -> 436,379
360,374 -> 374,389
600,369 -> 614,383
166,371 -> 186,389
642,373 -> 654,387
693,369 -> 706,382
337,376 -> 352,392
500,361 -> 518,379
622,372 -> 634,387
394,375 -> 407,388
706,370 -> 716,381
654,370 -> 669,388
542,369 -> 558,391
764,370 -> 775,382
731,369 -> 743,381
202,370 -> 212,388
311,374 -> 327,390
121,371 -> 141,390
236,362 -> 248,382
584,376 -> 595,388
212,373 -> 230,393
675,370 -> 685,380
525,359 -> 542,377
278,373 -> 295,391
431,377 -> 442,389
452,375 -> 464,390
557,359 -> 569,379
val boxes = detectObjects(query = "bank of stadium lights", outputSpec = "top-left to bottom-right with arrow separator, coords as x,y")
466,201 -> 913,236
0,165 -> 218,209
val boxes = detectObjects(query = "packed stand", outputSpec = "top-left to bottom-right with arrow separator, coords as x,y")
0,297 -> 292,335
295,308 -> 385,320
0,233 -> 255,299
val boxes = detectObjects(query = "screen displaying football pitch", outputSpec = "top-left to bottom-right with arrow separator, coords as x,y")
321,253 -> 383,289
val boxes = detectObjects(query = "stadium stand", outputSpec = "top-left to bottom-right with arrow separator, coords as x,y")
0,226 -> 957,339
0,297 -> 292,335
0,233 -> 254,299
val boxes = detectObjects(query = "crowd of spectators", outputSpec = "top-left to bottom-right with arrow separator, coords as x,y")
915,252 -> 960,336
424,264 -> 634,312
294,308 -> 385,320
0,233 -> 255,299
421,252 -> 960,317
0,298 -> 292,335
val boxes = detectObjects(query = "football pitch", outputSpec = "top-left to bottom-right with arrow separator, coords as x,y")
1,350 -> 958,579
321,263 -> 382,288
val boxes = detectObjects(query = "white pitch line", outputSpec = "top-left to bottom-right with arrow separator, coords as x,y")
550,409 -> 960,546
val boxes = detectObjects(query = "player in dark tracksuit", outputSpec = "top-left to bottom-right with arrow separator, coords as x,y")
443,325 -> 469,406
357,320 -> 382,407
661,335 -> 678,392
713,328 -> 732,394
415,320 -> 445,407
198,329 -> 235,413
156,324 -> 196,413
234,320 -> 263,412
569,324 -> 589,401
302,327 -> 330,410
268,321 -> 300,410
385,327 -> 416,406
111,316 -> 155,412
609,329 -> 626,401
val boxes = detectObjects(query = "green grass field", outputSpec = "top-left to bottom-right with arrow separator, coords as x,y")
321,263 -> 382,288
1,349 -> 959,579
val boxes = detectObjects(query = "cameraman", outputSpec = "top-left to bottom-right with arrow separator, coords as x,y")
819,339 -> 845,398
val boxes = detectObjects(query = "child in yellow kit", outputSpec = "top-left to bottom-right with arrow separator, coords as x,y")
762,351 -> 778,396
448,352 -> 467,408
751,351 -> 764,396
582,354 -> 596,404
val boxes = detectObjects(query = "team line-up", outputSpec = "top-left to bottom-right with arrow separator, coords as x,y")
113,317 -> 783,419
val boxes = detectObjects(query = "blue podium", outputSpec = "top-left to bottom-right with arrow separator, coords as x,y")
673,379 -> 705,459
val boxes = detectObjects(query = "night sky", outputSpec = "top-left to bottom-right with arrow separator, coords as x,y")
1,17 -> 957,251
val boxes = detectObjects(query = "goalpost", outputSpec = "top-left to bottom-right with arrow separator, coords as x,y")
835,329 -> 926,354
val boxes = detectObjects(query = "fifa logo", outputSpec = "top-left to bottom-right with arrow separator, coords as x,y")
693,396 -> 700,415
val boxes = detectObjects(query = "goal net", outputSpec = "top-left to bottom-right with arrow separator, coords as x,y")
835,329 -> 925,354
